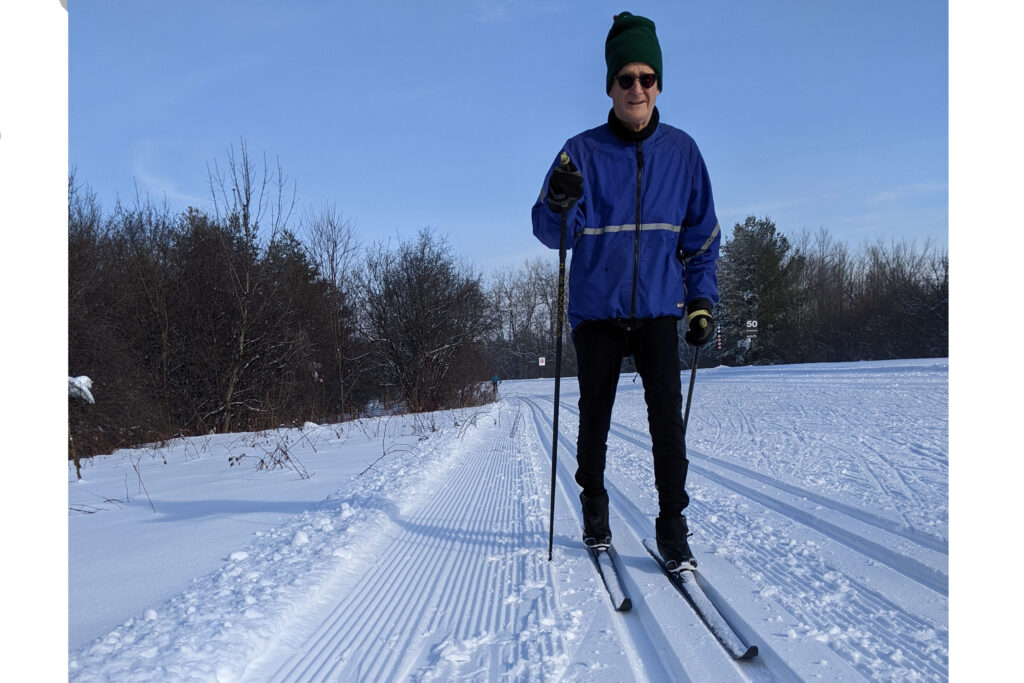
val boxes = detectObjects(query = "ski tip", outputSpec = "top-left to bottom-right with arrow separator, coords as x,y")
739,645 -> 758,660
617,597 -> 632,612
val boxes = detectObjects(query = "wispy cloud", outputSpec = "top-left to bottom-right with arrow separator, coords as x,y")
130,139 -> 206,208
867,181 -> 947,205
133,169 -> 206,208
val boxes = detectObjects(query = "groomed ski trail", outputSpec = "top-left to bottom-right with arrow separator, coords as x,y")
245,393 -> 768,682
242,403 -> 581,681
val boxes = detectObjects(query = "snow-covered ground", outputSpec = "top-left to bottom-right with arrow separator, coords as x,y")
68,359 -> 949,681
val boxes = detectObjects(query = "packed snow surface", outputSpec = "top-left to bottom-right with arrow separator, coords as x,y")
69,359 -> 948,681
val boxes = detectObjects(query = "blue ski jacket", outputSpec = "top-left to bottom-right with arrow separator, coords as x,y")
532,109 -> 720,333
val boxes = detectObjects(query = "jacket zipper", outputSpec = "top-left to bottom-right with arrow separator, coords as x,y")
631,140 -> 644,323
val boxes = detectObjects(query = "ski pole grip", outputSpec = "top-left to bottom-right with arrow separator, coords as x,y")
559,151 -> 571,169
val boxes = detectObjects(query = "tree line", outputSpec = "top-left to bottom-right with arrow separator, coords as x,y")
712,215 -> 947,366
68,146 -> 946,462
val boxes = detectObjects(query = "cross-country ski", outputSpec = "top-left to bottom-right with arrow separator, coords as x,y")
588,546 -> 632,612
643,538 -> 757,660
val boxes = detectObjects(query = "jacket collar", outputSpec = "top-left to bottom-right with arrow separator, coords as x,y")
608,106 -> 660,143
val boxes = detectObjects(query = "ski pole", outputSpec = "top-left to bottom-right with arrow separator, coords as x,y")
548,152 -> 571,562
682,345 -> 702,438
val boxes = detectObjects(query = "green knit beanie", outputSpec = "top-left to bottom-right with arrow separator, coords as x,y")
605,11 -> 663,93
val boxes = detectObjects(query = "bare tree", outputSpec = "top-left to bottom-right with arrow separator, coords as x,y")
859,238 -> 948,359
486,257 -> 574,379
303,204 -> 363,417
791,228 -> 856,362
205,139 -> 297,431
207,138 -> 296,240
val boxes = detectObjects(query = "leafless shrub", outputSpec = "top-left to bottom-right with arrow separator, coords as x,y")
411,412 -> 438,437
508,398 -> 524,438
125,453 -> 157,513
228,431 -> 311,479
455,410 -> 492,441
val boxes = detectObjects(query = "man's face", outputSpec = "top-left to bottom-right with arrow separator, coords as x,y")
609,62 -> 660,132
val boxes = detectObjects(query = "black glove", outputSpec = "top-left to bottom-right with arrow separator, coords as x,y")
685,300 -> 714,346
546,153 -> 583,213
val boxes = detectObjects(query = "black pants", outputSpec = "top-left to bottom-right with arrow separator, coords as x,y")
573,317 -> 690,518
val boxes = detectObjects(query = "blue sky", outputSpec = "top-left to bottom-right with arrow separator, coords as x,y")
68,0 -> 948,273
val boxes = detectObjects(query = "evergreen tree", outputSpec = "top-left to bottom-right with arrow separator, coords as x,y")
716,216 -> 802,365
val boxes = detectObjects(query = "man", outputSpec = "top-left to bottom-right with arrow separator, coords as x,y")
531,11 -> 720,572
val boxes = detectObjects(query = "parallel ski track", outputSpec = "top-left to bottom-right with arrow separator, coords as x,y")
693,377 -> 947,539
542,394 -> 948,594
251,409 -> 572,681
522,395 -> 783,682
532,392 -> 948,680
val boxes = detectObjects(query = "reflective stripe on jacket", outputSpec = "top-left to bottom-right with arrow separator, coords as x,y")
532,115 -> 720,332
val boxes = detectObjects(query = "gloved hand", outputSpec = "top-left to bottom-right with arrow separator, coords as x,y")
685,300 -> 714,346
546,152 -> 583,213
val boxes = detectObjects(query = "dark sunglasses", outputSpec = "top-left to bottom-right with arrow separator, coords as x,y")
615,73 -> 658,90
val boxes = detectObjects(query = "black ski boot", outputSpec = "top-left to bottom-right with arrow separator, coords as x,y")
656,515 -> 696,572
580,491 -> 611,549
